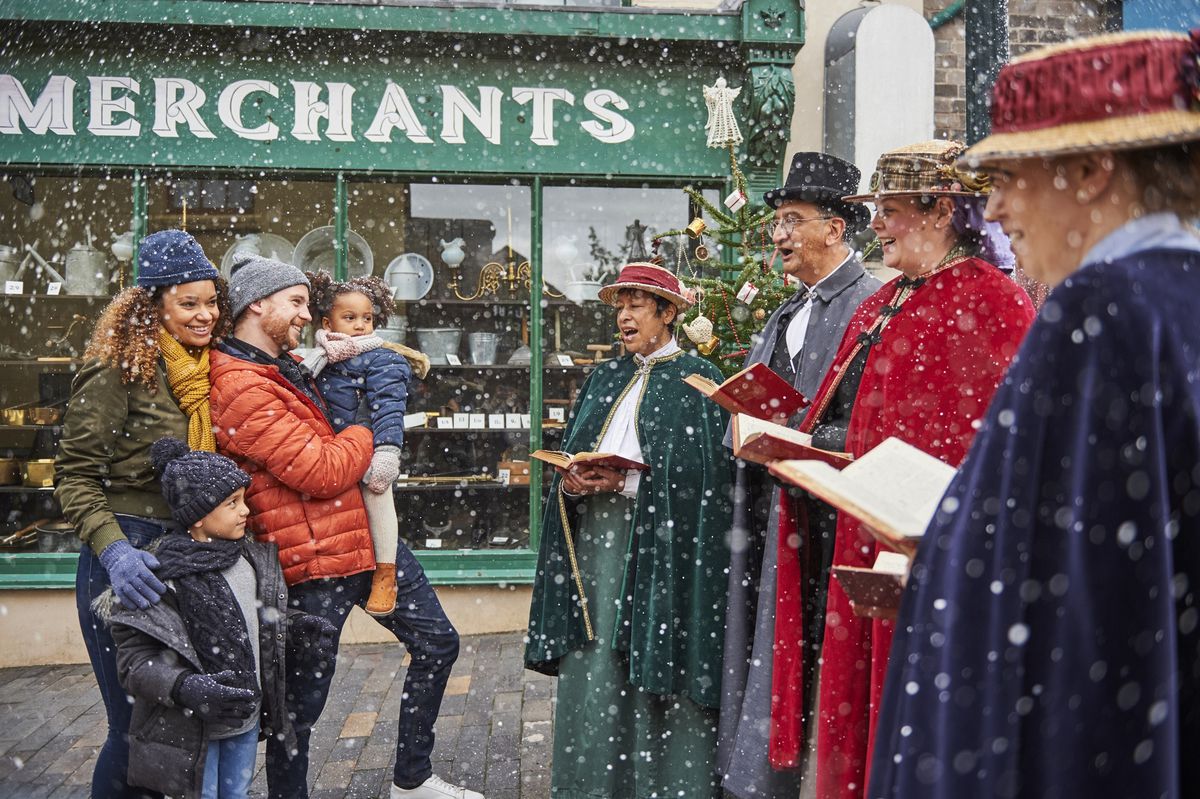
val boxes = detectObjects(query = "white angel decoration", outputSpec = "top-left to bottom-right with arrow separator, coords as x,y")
703,77 -> 743,149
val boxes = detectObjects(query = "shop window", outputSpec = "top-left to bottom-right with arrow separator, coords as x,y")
0,172 -> 135,560
348,179 -> 535,551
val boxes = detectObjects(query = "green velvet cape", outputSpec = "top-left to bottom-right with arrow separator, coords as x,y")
525,349 -> 734,709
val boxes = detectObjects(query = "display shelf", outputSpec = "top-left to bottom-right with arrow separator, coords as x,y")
393,480 -> 515,492
0,425 -> 63,432
429,363 -> 597,371
0,486 -> 55,494
405,427 -> 563,434
0,360 -> 81,368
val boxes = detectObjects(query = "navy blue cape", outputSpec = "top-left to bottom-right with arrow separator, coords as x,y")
869,248 -> 1200,799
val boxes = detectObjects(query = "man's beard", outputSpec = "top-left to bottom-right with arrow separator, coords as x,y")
263,310 -> 299,351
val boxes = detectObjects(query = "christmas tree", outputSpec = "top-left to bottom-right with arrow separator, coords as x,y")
654,77 -> 798,378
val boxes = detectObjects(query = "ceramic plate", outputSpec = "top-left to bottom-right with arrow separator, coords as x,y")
292,226 -> 373,278
383,253 -> 435,301
219,233 -> 295,279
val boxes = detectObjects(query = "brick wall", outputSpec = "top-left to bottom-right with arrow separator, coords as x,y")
927,0 -> 1120,140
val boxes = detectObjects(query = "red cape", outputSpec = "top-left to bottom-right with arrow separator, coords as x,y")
769,258 -> 1035,795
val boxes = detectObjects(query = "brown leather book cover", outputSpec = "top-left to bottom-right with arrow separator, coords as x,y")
731,414 -> 852,469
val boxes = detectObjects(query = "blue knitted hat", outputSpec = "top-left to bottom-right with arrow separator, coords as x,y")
136,230 -> 219,289
150,438 -> 252,528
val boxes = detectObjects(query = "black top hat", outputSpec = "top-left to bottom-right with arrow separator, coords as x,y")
763,152 -> 871,232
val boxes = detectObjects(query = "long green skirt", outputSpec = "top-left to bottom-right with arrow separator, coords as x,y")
551,495 -> 721,799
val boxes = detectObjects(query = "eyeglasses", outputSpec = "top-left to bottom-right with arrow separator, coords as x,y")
768,216 -> 834,237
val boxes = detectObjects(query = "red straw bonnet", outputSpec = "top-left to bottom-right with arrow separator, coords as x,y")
965,29 -> 1200,165
597,262 -> 692,310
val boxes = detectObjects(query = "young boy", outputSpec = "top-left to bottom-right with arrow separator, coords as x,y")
95,438 -> 338,799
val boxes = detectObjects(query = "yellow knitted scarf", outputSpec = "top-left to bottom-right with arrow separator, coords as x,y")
159,329 -> 216,452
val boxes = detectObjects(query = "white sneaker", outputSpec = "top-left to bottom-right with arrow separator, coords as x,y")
390,774 -> 484,799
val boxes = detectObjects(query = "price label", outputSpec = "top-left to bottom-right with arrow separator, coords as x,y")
488,414 -> 506,429
444,354 -> 462,366
424,538 -> 443,549
453,413 -> 470,429
521,414 -> 531,429
4,281 -> 23,295
491,536 -> 510,545
46,282 -> 62,295
505,413 -> 522,429
498,468 -> 511,486
469,413 -> 485,429
436,416 -> 455,429
555,354 -> 574,367
548,407 -> 566,422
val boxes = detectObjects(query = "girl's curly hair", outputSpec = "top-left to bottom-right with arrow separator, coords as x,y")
306,270 -> 396,328
83,278 -> 232,389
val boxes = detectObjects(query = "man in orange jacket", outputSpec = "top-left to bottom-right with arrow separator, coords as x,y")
209,254 -> 483,799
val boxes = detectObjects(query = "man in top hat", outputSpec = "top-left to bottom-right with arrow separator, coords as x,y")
718,152 -> 880,799
869,30 -> 1200,799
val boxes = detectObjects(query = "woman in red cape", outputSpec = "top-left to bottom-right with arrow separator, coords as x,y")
769,140 -> 1035,799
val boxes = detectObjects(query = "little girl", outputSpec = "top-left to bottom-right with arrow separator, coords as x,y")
301,271 -> 421,616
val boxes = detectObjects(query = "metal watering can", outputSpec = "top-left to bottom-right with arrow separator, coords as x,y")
63,226 -> 110,295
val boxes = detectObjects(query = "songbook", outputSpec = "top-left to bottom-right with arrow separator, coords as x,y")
683,362 -> 808,423
731,413 -> 853,469
833,551 -> 910,619
530,450 -> 650,472
768,437 -> 957,555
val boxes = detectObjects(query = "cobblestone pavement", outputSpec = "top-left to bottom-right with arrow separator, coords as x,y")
0,632 -> 556,799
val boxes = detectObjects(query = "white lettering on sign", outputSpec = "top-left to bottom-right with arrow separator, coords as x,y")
512,87 -> 574,147
0,75 -> 75,135
292,81 -> 355,142
364,82 -> 432,143
0,74 -> 637,147
88,77 -> 140,137
219,80 -> 280,141
152,78 -> 215,139
581,89 -> 635,144
439,85 -> 502,145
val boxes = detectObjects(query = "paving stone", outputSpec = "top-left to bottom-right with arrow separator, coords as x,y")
0,632 -> 565,799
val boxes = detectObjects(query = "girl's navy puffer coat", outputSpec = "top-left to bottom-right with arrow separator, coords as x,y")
317,347 -> 413,449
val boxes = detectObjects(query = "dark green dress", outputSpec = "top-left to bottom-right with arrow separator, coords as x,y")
526,349 -> 735,798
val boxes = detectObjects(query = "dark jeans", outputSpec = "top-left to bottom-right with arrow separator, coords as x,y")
76,515 -> 171,799
267,541 -> 460,798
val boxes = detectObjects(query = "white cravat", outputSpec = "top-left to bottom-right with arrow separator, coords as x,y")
597,337 -> 680,498
784,251 -> 853,361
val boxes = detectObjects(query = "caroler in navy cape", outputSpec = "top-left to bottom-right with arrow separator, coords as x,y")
868,239 -> 1200,798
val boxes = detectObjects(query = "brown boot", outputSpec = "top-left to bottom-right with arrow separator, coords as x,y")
365,565 -> 397,617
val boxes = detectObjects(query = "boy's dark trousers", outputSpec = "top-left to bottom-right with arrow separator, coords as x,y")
266,542 -> 460,799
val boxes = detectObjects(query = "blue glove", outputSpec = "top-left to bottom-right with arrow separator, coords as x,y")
172,670 -> 259,727
98,539 -> 166,609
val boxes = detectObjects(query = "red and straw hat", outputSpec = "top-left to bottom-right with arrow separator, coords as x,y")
597,262 -> 693,310
965,29 -> 1200,166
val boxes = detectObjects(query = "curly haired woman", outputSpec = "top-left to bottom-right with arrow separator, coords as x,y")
55,229 -> 229,799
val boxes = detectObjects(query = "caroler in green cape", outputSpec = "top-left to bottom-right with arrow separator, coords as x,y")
525,261 -> 734,798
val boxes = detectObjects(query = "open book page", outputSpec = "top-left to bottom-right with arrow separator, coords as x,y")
683,362 -> 807,423
768,437 -> 957,549
530,449 -> 649,472
732,414 -> 853,468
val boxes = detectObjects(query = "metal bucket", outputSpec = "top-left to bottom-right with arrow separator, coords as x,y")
414,328 -> 462,365
467,332 -> 499,365
0,245 -> 20,283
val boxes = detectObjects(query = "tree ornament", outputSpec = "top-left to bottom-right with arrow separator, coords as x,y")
703,77 -> 743,148
694,244 -> 710,261
754,308 -> 766,321
682,313 -> 720,355
724,189 -> 748,212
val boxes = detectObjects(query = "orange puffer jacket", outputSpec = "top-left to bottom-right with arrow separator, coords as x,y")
209,349 -> 375,585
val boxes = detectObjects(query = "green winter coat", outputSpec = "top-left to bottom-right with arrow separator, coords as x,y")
525,349 -> 734,708
56,359 -> 190,555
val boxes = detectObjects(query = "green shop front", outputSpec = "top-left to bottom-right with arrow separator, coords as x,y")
0,0 -> 802,663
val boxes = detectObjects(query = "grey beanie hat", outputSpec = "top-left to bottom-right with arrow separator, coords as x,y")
228,253 -> 311,320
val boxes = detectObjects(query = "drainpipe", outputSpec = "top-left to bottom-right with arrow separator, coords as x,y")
928,0 -> 965,29
964,0 -> 1008,143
